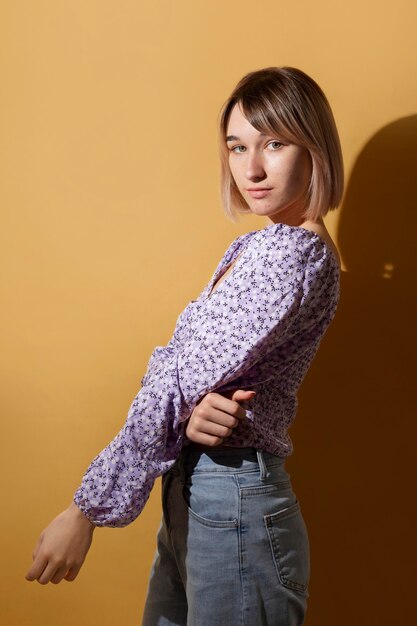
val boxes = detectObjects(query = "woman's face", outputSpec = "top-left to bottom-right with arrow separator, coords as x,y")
226,102 -> 312,225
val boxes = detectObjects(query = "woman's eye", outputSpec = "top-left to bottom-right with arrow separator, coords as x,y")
229,141 -> 283,153
230,145 -> 246,153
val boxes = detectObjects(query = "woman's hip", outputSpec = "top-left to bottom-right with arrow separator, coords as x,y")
161,443 -> 310,622
166,443 -> 300,528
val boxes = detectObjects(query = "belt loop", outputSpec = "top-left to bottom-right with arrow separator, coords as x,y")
256,449 -> 268,481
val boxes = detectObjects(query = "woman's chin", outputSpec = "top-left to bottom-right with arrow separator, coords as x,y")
247,205 -> 282,218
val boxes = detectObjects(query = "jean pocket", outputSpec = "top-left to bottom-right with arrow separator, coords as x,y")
239,479 -> 293,496
264,500 -> 310,594
182,473 -> 239,529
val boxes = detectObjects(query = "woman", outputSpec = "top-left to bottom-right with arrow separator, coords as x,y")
25,66 -> 343,625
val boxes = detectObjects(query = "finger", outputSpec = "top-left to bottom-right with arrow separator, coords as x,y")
187,432 -> 225,447
197,406 -> 240,428
31,533 -> 44,561
25,555 -> 48,582
221,389 -> 256,402
207,396 -> 248,420
50,565 -> 70,585
194,417 -> 234,439
64,565 -> 81,582
231,389 -> 256,403
37,561 -> 60,585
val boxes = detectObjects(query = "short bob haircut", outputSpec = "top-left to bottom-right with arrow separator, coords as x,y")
218,66 -> 344,222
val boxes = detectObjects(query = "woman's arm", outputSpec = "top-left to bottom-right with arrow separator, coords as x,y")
72,231 -> 324,528
25,390 -> 252,585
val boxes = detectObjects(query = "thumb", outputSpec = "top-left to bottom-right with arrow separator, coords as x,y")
230,389 -> 256,402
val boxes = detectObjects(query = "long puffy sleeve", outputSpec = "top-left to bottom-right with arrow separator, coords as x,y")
73,228 -> 328,527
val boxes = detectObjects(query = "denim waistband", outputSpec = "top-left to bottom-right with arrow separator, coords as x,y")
177,443 -> 286,483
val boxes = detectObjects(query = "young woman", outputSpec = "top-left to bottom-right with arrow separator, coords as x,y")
26,66 -> 343,626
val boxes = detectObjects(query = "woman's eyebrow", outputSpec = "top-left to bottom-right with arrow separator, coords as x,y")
226,132 -> 268,142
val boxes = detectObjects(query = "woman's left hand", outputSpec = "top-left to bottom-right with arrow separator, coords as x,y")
185,389 -> 256,447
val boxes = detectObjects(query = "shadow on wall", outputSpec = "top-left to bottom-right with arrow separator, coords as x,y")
287,115 -> 417,626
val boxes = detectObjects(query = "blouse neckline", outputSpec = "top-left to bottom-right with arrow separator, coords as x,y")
205,221 -> 339,301
252,222 -> 339,264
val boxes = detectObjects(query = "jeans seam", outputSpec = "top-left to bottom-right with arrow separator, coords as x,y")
237,472 -> 246,626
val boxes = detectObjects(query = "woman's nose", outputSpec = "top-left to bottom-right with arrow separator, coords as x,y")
245,151 -> 266,180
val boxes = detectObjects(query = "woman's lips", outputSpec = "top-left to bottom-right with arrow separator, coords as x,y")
247,188 -> 272,198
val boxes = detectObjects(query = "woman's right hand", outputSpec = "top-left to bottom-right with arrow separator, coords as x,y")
25,501 -> 96,585
185,389 -> 256,446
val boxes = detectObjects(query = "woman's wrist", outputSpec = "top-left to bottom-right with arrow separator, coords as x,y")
67,500 -> 97,530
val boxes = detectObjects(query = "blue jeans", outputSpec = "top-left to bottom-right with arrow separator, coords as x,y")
141,444 -> 310,625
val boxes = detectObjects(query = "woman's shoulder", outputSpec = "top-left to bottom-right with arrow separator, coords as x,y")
246,222 -> 333,261
243,223 -> 340,293
218,222 -> 340,286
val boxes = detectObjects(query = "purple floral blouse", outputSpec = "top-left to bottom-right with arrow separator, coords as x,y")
73,222 -> 340,527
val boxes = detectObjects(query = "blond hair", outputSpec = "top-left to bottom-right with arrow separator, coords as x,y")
218,66 -> 344,222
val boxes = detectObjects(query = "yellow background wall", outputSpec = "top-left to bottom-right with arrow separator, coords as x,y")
1,1 -> 416,624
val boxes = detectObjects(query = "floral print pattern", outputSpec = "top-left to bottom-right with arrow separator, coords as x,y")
73,222 -> 340,527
